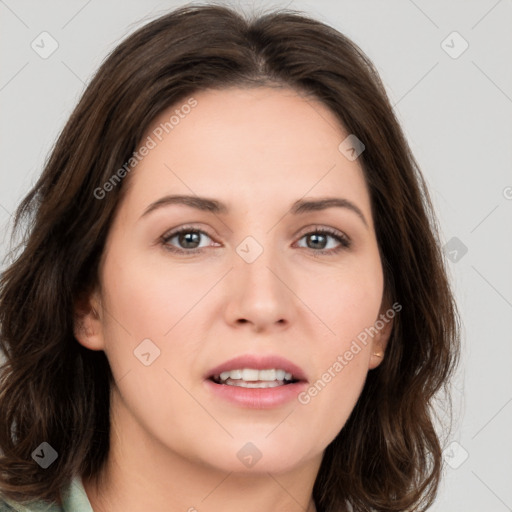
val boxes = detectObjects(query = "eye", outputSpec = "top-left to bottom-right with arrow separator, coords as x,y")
160,226 -> 216,254
160,225 -> 351,255
295,226 -> 351,256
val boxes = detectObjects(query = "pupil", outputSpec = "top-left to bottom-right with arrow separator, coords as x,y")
309,234 -> 326,249
180,232 -> 200,248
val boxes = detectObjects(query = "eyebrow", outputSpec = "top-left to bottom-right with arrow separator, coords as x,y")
140,194 -> 368,228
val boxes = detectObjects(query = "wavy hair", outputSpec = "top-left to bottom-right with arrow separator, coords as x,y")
0,4 -> 460,511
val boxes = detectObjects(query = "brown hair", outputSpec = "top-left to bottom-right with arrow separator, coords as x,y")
0,3 -> 460,511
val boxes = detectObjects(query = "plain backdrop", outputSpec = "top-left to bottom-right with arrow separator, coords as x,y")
1,1 -> 511,511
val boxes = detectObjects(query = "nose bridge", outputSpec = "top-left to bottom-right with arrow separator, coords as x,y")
226,229 -> 293,327
234,231 -> 284,293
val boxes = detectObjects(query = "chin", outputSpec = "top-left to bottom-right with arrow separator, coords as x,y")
193,438 -> 314,475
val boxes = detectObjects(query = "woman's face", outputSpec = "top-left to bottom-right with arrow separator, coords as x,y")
77,86 -> 392,476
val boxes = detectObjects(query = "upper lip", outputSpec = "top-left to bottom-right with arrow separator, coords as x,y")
206,354 -> 308,382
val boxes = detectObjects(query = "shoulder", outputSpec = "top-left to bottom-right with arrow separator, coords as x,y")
0,495 -> 62,511
0,475 -> 91,512
0,487 -> 66,512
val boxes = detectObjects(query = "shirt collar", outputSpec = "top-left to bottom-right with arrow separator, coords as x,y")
61,475 -> 94,512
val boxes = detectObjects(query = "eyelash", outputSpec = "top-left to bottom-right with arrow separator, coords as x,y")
160,225 -> 351,257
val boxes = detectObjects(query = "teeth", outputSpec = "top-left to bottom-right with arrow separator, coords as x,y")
258,369 -> 276,380
225,380 -> 282,388
220,369 -> 241,380
242,368 -> 260,381
216,368 -> 295,384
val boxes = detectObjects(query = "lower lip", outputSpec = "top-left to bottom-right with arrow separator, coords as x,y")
204,379 -> 308,408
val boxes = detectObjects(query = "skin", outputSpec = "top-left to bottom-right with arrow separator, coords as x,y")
75,86 -> 393,512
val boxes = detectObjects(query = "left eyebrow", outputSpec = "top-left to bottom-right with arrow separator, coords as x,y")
139,194 -> 368,228
140,195 -> 228,218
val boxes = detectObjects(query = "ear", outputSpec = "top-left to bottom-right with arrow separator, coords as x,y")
73,288 -> 106,351
368,298 -> 396,370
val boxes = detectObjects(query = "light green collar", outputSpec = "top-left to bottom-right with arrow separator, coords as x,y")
61,475 -> 93,512
0,475 -> 93,512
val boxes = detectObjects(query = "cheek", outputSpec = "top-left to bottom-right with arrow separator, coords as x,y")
295,277 -> 380,445
292,253 -> 382,439
298,352 -> 369,451
98,251 -> 207,432
298,249 -> 384,346
101,247 -> 210,341
97,250 -> 202,395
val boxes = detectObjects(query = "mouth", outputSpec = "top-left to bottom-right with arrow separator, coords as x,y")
209,368 -> 302,388
204,354 -> 308,408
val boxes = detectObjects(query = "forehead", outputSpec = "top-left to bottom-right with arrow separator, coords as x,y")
121,86 -> 371,222
161,85 -> 347,158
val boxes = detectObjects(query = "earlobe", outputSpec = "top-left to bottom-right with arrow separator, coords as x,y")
368,306 -> 394,370
73,291 -> 105,351
368,340 -> 389,370
369,349 -> 386,370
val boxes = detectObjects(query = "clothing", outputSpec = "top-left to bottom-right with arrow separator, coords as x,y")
0,475 -> 93,512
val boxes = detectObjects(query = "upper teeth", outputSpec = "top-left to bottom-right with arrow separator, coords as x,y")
218,368 -> 293,382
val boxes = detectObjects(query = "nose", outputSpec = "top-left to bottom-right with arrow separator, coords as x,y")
223,242 -> 296,332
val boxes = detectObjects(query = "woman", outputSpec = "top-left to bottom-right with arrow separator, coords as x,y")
0,4 -> 460,511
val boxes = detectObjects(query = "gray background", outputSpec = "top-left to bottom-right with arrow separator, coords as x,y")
1,1 -> 511,511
